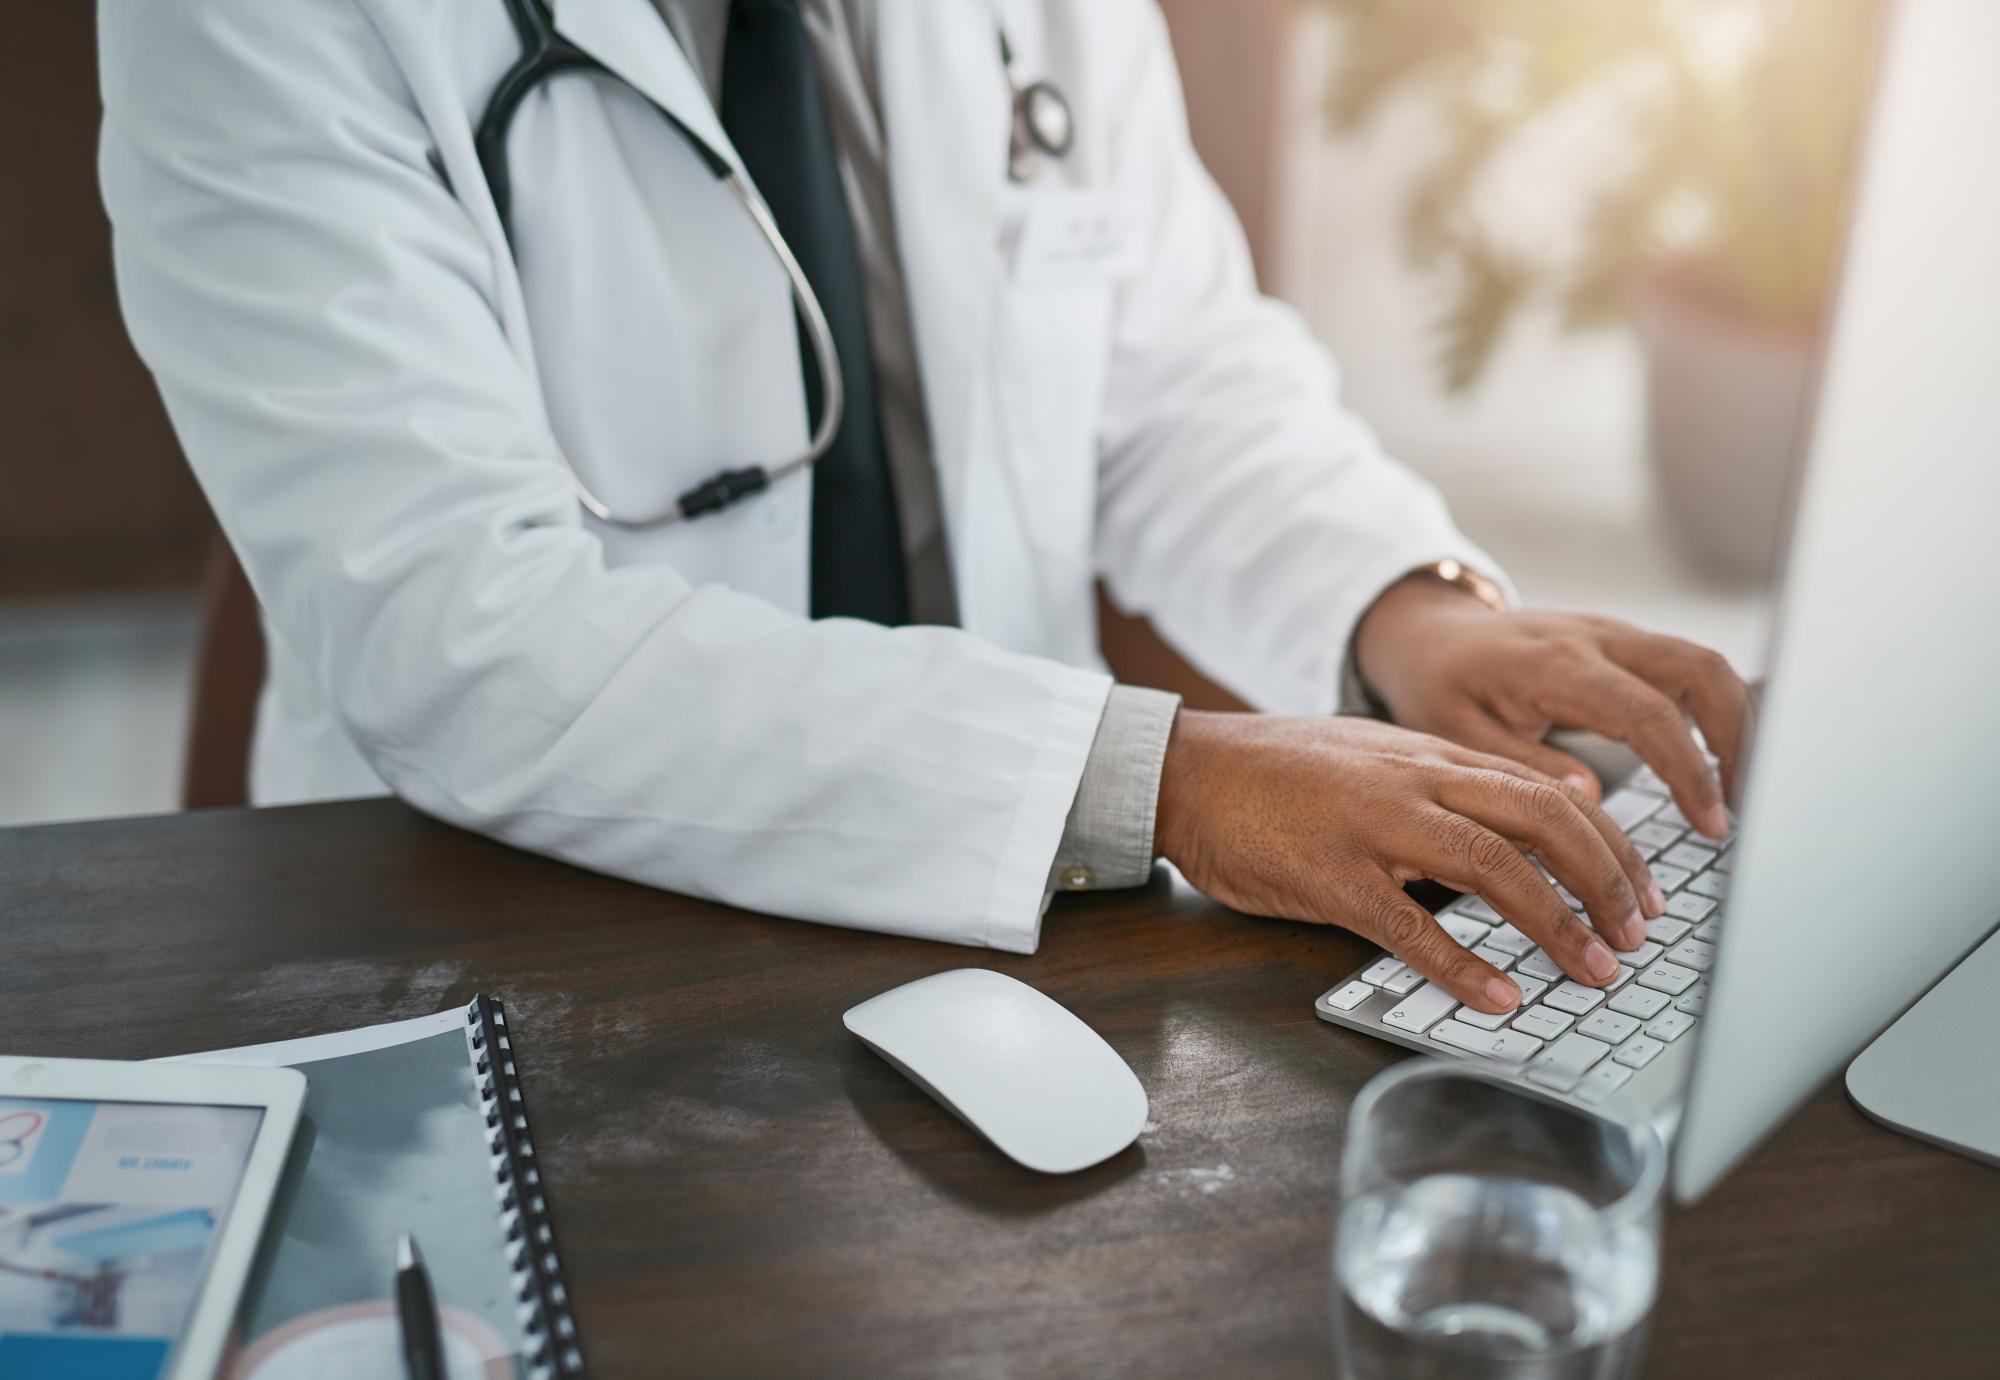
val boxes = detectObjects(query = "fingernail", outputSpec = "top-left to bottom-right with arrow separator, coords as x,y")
1645,880 -> 1666,916
1619,910 -> 1647,949
1563,772 -> 1595,796
1484,975 -> 1521,1011
1584,940 -> 1620,982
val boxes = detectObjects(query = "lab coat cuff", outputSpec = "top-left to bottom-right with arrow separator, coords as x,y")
980,670 -> 1117,955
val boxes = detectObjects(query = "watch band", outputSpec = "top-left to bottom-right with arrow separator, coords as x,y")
1411,557 -> 1509,612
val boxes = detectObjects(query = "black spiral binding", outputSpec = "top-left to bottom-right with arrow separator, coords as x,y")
466,995 -> 586,1379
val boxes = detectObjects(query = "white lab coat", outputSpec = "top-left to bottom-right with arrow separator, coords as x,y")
98,0 -> 1500,951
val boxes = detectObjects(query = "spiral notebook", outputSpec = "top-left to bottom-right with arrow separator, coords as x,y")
171,996 -> 585,1379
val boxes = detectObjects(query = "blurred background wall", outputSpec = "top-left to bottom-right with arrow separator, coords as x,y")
1,1 -> 1872,826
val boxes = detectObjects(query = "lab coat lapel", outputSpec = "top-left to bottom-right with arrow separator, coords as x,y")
552,0 -> 744,177
876,0 -> 1010,573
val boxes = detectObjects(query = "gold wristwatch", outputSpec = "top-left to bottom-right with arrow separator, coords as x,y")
1410,557 -> 1509,612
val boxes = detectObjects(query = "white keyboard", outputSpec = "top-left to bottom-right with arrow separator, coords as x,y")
1315,764 -> 1731,1113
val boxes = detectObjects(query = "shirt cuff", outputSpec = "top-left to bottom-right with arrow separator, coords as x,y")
1048,684 -> 1181,893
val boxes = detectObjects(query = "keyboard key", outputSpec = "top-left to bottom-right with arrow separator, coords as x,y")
1614,1035 -> 1666,1069
1665,891 -> 1717,922
1609,985 -> 1671,1019
1553,883 -> 1583,911
1516,950 -> 1564,983
1361,956 -> 1407,986
1625,766 -> 1669,795
1666,939 -> 1716,973
1473,944 -> 1517,972
1454,896 -> 1504,924
1385,967 -> 1426,995
1674,983 -> 1708,1016
1484,923 -> 1534,956
1649,862 -> 1692,894
1628,820 -> 1683,857
1456,1005 -> 1513,1030
1578,1009 -> 1642,1044
1637,961 -> 1699,995
1644,917 -> 1692,946
1653,802 -> 1693,831
1713,848 -> 1736,873
1577,1063 -> 1636,1104
1440,914 -> 1493,948
1511,975 -> 1550,1007
1688,869 -> 1730,899
1614,940 -> 1663,969
1511,1006 -> 1574,1040
1530,1033 -> 1612,1089
1601,789 -> 1663,831
1431,1019 -> 1545,1064
1602,963 -> 1635,991
1544,981 -> 1607,1015
1692,921 -> 1721,945
1324,981 -> 1373,1012
1645,1010 -> 1697,1042
1663,841 -> 1719,873
1382,983 -> 1458,1034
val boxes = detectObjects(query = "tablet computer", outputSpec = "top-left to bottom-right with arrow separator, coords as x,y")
0,1054 -> 306,1380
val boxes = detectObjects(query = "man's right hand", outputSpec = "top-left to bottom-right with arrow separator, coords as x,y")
1153,712 -> 1664,1014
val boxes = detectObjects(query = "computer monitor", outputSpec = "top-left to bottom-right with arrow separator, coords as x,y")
1671,0 -> 2000,1202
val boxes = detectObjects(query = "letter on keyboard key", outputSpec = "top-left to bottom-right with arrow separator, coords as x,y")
1511,975 -> 1549,1006
1510,1006 -> 1573,1040
1543,981 -> 1607,1015
1430,1019 -> 1545,1064
1361,956 -> 1406,986
1324,981 -> 1373,1012
1577,1009 -> 1641,1044
1484,923 -> 1534,956
1382,983 -> 1458,1034
1516,950 -> 1564,983
1601,789 -> 1662,831
1616,940 -> 1664,969
1644,917 -> 1692,946
1577,1062 -> 1635,1104
1440,914 -> 1492,948
1473,944 -> 1516,972
1609,985 -> 1671,1019
1664,841 -> 1718,872
1665,939 -> 1715,972
1674,987 -> 1707,1016
1665,891 -> 1717,922
1636,961 -> 1699,994
1645,1010 -> 1696,1042
1613,1035 -> 1665,1069
1537,1032 -> 1612,1079
1649,862 -> 1692,895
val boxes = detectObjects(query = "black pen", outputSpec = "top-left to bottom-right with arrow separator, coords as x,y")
395,1231 -> 445,1380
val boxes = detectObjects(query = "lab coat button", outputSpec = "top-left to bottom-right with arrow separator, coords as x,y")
1060,866 -> 1097,891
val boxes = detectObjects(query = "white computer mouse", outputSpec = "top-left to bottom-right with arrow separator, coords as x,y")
843,968 -> 1148,1174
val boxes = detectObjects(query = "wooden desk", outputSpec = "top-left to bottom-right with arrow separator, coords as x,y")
8,800 -> 1997,1377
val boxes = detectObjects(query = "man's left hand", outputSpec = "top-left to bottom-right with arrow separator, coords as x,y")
1353,574 -> 1754,840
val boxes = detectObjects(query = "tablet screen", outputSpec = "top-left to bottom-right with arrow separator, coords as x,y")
0,1095 -> 264,1380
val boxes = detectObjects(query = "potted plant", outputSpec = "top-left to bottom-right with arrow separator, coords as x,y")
1323,0 -> 1883,582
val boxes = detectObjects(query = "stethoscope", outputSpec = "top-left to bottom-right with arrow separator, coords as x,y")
476,0 -> 1074,530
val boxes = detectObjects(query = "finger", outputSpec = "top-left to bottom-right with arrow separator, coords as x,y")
1346,878 -> 1522,1014
1545,661 -> 1729,840
1603,631 -> 1753,813
1403,804 -> 1625,988
1442,707 -> 1603,805
1440,750 -> 1662,928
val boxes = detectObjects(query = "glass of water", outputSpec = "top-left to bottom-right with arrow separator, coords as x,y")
1332,1058 -> 1666,1380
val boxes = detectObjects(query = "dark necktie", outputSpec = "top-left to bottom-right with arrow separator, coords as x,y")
720,0 -> 911,625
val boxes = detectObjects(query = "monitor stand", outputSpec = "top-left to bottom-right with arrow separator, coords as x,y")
1846,923 -> 2000,1169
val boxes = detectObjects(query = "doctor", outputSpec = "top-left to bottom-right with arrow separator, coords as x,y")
99,0 -> 1750,1017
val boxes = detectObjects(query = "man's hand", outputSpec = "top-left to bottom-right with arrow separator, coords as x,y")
1354,575 -> 1753,839
1154,713 -> 1663,1014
